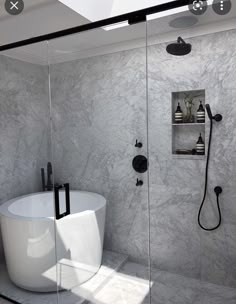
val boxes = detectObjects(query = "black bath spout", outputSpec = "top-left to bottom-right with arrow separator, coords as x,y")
41,162 -> 53,191
41,168 -> 46,191
46,162 -> 53,191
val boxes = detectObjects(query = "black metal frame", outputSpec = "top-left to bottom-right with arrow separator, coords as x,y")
0,0 -> 189,52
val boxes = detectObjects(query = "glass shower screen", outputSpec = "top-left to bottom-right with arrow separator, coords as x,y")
49,20 -> 151,304
0,42 -> 58,304
147,10 -> 236,304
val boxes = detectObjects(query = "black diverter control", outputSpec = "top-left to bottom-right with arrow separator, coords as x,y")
132,155 -> 148,173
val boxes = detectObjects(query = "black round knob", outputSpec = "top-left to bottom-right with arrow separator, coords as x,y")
132,155 -> 148,173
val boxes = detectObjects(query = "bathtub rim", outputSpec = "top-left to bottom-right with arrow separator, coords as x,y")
0,190 -> 106,222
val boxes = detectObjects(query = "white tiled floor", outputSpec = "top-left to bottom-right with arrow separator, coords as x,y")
150,269 -> 236,304
1,251 -> 236,304
0,251 -> 129,304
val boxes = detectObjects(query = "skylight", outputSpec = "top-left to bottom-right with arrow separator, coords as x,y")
58,0 -> 181,22
58,0 -> 215,31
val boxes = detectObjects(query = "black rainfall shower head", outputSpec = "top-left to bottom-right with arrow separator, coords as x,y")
166,37 -> 192,56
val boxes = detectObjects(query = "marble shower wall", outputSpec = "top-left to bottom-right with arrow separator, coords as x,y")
50,29 -> 236,288
148,29 -> 236,288
50,48 -> 150,265
0,55 -> 50,261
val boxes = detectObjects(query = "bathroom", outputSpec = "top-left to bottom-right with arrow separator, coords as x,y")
0,0 -> 236,303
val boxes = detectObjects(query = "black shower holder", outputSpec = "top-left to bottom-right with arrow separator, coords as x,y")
214,186 -> 223,196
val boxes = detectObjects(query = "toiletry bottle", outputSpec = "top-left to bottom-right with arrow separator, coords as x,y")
174,102 -> 183,123
196,101 -> 205,123
196,133 -> 205,155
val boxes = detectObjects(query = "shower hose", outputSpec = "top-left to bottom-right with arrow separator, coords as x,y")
198,119 -> 222,231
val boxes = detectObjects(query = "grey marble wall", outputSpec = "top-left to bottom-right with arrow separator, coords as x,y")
0,55 -> 50,261
50,28 -> 236,288
148,29 -> 236,288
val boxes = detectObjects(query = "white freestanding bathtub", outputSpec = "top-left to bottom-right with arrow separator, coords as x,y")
0,191 -> 106,292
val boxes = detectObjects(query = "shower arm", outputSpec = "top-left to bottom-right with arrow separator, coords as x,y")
177,37 -> 186,44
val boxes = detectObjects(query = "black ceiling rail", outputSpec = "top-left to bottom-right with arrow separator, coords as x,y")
0,0 -> 190,52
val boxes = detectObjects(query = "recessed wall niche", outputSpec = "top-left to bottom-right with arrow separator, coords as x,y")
172,89 -> 206,159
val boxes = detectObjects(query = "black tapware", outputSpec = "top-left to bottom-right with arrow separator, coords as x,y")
132,155 -> 148,173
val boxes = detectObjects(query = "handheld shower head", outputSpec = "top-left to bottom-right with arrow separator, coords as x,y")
205,104 -> 213,120
205,104 -> 223,122
198,103 -> 223,231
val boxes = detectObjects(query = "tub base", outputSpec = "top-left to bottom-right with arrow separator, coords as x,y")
9,260 -> 101,293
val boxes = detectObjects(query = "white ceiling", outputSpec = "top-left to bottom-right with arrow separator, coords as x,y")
0,0 -> 89,44
0,0 -> 236,65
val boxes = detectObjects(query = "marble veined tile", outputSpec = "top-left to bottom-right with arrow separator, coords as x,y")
85,262 -> 150,304
150,266 -> 236,304
0,55 -> 50,262
49,28 -> 236,288
1,27 -> 236,293
1,252 -> 236,304
150,199 -> 201,279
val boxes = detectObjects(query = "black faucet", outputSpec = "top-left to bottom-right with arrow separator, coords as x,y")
41,162 -> 53,191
